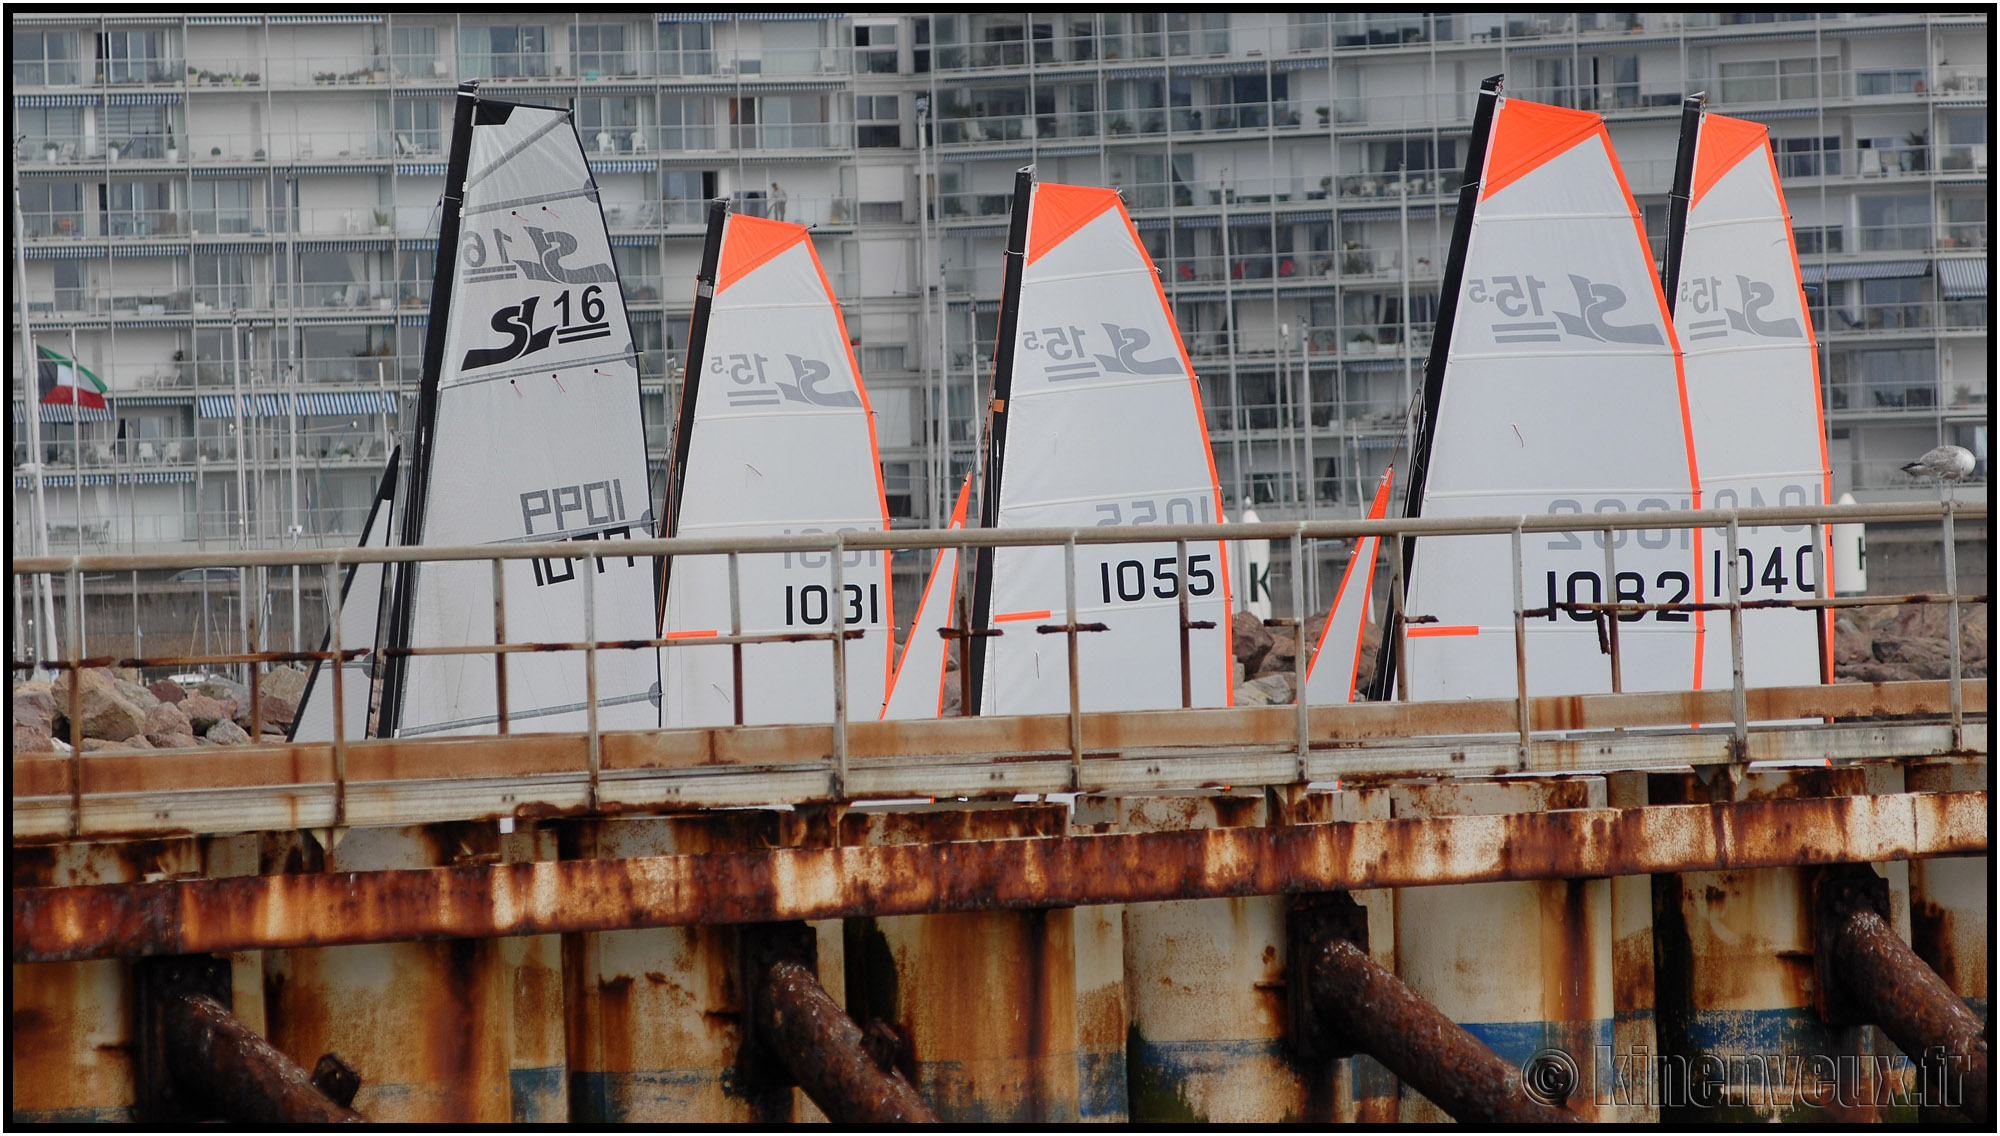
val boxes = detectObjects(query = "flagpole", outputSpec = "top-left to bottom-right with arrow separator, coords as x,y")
11,163 -> 58,666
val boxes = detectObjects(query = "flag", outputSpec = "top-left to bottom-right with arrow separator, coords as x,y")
37,344 -> 107,410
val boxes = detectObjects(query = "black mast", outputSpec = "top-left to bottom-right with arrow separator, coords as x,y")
377,81 -> 479,738
1367,74 -> 1504,703
285,448 -> 400,743
963,166 -> 1035,716
655,199 -> 730,630
1660,94 -> 1706,312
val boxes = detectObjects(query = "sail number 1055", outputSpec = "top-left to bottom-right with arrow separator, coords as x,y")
1099,555 -> 1216,604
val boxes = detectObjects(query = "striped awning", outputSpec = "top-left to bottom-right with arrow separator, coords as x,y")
1355,434 -> 1403,450
741,12 -> 839,20
15,93 -> 100,107
24,245 -> 103,260
735,79 -> 848,93
1172,60 -> 1267,76
659,13 -> 734,21
1105,66 -> 1167,80
1344,357 -> 1419,372
1276,57 -> 1330,72
1734,106 -> 1822,121
1938,258 -> 1986,298
106,92 -> 180,106
397,163 -> 448,178
590,159 -> 657,174
1289,210 -> 1334,224
189,14 -> 263,24
399,314 -> 430,328
941,224 -> 1007,238
197,392 -> 395,418
401,237 -> 439,251
1698,28 -> 1819,44
1036,144 -> 1099,158
15,473 -> 114,490
109,394 -> 192,407
268,13 -> 382,23
283,164 -> 391,176
1798,260 -> 1929,284
109,244 -> 186,258
193,166 -> 270,178
12,400 -> 116,424
609,234 -> 657,247
629,308 -> 660,322
1339,204 -> 1452,222
114,319 -> 192,330
295,239 -> 390,253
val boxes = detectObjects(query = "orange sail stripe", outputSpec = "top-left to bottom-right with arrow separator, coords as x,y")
714,213 -> 807,295
1688,112 -> 1773,213
1407,625 -> 1479,638
994,609 -> 1053,622
1480,98 -> 1606,202
1025,182 -> 1120,267
664,629 -> 719,640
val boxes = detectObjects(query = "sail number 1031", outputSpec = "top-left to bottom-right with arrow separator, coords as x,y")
783,583 -> 881,627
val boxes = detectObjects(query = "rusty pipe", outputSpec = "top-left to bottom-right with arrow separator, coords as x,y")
754,958 -> 937,1124
163,993 -> 366,1124
1825,902 -> 1992,1124
1303,935 -> 1577,1124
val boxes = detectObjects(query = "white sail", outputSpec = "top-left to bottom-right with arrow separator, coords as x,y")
977,180 -> 1232,715
1672,110 -> 1831,689
1233,507 -> 1273,621
392,95 -> 658,737
881,475 -> 970,721
1303,466 -> 1392,704
290,453 -> 397,743
660,211 -> 893,725
1402,95 -> 1700,702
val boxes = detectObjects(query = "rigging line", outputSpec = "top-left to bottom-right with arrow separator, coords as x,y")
464,107 -> 574,193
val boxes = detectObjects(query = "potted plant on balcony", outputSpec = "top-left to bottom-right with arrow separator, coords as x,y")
1316,106 -> 1330,127
42,140 -> 58,162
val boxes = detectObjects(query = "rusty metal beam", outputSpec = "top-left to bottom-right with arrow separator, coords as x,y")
754,959 -> 937,1123
1816,867 -> 1993,1126
163,994 -> 366,1124
1304,931 -> 1577,1123
10,682 -> 1984,842
11,789 -> 1984,964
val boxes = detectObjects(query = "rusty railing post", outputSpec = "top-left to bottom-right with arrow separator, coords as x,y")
491,557 -> 508,733
1941,499 -> 1962,748
1064,534 -> 1082,788
328,561 -> 347,828
1512,523 -> 1530,764
1813,865 -> 1991,1125
582,547 -> 600,811
1601,520 -> 1622,693
1724,512 -> 1747,760
1290,525 -> 1309,778
742,922 -> 936,1123
729,551 -> 744,726
831,534 -> 849,798
1287,893 -> 1579,1125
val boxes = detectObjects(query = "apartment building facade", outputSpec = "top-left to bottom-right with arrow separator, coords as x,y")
11,11 -> 1989,607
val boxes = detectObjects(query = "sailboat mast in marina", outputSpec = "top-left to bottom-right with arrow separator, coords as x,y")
288,449 -> 398,743
1663,96 -> 1834,689
656,201 -> 893,726
1369,76 -> 1702,703
881,475 -> 970,721
377,83 -> 659,738
967,170 -> 1233,715
1302,465 -> 1392,705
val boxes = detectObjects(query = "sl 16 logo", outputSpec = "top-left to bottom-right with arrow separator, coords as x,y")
463,285 -> 611,371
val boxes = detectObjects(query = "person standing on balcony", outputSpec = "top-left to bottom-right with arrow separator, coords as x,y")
770,182 -> 787,221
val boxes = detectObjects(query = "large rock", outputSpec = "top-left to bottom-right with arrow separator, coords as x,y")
1254,629 -> 1299,679
1833,617 -> 1876,667
193,676 -> 251,709
1232,610 -> 1275,678
51,668 -> 149,743
1874,635 -> 1955,680
111,676 -> 161,711
81,737 -> 151,752
120,734 -> 156,749
14,724 -> 56,753
148,680 -> 186,704
146,730 -> 200,749
236,692 -> 298,731
143,702 -> 193,737
259,665 -> 310,705
12,681 -> 56,735
180,694 -> 232,733
1234,672 -> 1296,706
206,719 -> 252,746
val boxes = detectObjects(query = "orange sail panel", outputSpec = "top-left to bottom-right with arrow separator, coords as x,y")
1303,466 -> 1393,704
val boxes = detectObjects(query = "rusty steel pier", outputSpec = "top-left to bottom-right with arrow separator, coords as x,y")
10,501 -> 1990,1123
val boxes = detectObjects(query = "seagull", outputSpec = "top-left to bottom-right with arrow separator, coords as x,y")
1900,445 -> 1977,482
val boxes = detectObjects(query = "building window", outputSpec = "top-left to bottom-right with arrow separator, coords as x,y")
20,107 -> 83,159
663,169 -> 716,225
881,461 -> 914,519
20,180 -> 85,238
459,25 -> 548,79
1857,194 -> 1931,252
192,180 -> 252,235
14,30 -> 82,86
1777,135 -> 1840,178
103,181 -> 171,237
393,99 -> 442,155
99,28 -> 177,85
1855,68 -> 1926,96
101,104 -> 171,160
658,21 -> 712,77
392,25 -> 442,82
194,254 -> 252,311
579,97 -> 643,153
855,23 -> 898,74
572,24 -> 631,78
857,94 -> 900,148
659,97 -> 713,152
